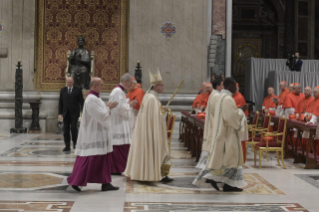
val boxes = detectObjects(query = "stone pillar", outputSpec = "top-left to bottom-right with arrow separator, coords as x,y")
225,0 -> 232,77
10,61 -> 27,134
284,0 -> 295,56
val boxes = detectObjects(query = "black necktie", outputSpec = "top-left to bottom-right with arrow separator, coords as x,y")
68,88 -> 71,96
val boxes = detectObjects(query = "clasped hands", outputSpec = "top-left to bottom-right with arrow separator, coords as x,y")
129,100 -> 138,107
107,101 -> 118,109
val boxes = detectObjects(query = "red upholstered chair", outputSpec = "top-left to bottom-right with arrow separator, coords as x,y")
245,113 -> 272,159
253,116 -> 287,169
248,111 -> 259,131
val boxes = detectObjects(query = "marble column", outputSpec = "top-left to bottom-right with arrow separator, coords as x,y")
225,0 -> 232,77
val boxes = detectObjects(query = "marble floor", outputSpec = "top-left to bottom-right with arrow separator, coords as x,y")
0,124 -> 319,212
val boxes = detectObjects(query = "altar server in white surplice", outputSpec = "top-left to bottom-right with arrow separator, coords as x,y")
109,73 -> 137,174
67,77 -> 119,192
196,79 -> 224,169
193,77 -> 247,192
124,69 -> 173,183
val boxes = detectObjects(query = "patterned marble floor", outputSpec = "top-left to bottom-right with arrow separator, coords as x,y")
0,125 -> 318,211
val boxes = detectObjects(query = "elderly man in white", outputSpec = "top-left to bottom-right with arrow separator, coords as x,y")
109,73 -> 138,175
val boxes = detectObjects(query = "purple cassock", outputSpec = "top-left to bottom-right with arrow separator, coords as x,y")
67,154 -> 112,186
111,144 -> 130,173
110,84 -> 131,173
67,90 -> 113,186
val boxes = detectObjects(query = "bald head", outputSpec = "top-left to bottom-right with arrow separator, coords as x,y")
268,87 -> 274,96
304,86 -> 312,98
90,77 -> 104,93
66,77 -> 74,88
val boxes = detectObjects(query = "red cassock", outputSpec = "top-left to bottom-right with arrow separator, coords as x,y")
262,94 -> 278,110
282,92 -> 305,110
301,98 -> 319,154
282,92 -> 305,149
295,96 -> 314,114
232,91 -> 248,116
126,87 -> 145,111
278,88 -> 289,106
192,93 -> 210,108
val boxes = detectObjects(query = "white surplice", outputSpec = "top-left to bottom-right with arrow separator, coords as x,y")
75,94 -> 113,157
196,90 -> 220,169
193,89 -> 246,188
109,86 -> 132,145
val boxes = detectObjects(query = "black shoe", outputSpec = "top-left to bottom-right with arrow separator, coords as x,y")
223,183 -> 243,192
71,185 -> 81,192
63,147 -> 71,152
111,172 -> 122,175
101,183 -> 120,191
73,144 -> 76,150
161,176 -> 174,183
205,179 -> 220,191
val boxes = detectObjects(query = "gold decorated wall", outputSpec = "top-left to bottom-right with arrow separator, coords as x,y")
35,0 -> 129,91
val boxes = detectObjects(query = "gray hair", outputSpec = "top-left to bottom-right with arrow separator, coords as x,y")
121,73 -> 131,82
90,77 -> 101,88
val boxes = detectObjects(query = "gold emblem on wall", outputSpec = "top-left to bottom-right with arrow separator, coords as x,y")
35,0 -> 129,91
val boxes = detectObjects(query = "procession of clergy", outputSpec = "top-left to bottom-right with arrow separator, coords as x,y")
67,67 -> 319,193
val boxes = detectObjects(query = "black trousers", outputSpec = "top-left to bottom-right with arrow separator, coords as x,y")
63,111 -> 78,147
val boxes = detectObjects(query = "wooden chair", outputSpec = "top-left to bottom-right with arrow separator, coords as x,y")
253,116 -> 287,169
248,111 -> 259,130
245,113 -> 272,159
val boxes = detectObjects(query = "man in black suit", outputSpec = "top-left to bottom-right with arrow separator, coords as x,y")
59,77 -> 84,151
286,52 -> 303,72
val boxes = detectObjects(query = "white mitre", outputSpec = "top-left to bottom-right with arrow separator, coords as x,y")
149,68 -> 163,85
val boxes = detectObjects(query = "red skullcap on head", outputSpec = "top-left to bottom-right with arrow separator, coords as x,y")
315,86 -> 319,90
293,83 -> 301,87
280,81 -> 287,85
305,86 -> 312,90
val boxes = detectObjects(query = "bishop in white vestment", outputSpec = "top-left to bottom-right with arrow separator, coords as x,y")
67,78 -> 119,192
109,73 -> 137,174
193,78 -> 247,192
124,69 -> 173,182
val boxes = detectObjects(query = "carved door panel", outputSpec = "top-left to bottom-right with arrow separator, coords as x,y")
232,39 -> 262,94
